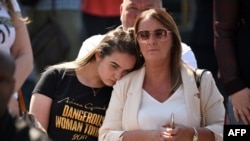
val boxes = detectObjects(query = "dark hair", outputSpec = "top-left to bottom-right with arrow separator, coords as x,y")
134,8 -> 182,92
98,28 -> 139,67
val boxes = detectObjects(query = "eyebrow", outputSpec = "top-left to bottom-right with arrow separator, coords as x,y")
111,61 -> 120,68
110,61 -> 133,72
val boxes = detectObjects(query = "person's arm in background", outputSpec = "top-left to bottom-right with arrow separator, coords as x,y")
8,0 -> 33,115
11,12 -> 33,91
214,0 -> 250,124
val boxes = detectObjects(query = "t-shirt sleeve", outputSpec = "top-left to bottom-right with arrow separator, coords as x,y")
32,68 -> 63,98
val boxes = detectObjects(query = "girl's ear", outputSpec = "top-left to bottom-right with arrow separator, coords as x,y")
95,52 -> 101,62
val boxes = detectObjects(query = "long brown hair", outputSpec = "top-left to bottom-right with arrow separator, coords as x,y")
46,28 -> 140,74
134,8 -> 183,93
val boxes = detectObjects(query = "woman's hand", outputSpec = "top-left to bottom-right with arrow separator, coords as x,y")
161,124 -> 193,141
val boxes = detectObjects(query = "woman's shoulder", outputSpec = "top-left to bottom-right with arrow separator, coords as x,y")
181,63 -> 214,91
114,67 -> 145,90
121,67 -> 144,81
181,63 -> 212,78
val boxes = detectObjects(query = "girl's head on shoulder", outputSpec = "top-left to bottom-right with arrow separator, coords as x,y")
93,28 -> 141,86
58,28 -> 141,86
48,28 -> 141,86
83,28 -> 141,69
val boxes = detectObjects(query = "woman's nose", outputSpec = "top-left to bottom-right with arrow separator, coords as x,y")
147,34 -> 157,44
114,72 -> 123,80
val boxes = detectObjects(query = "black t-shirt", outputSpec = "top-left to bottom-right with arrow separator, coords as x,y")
33,68 -> 112,141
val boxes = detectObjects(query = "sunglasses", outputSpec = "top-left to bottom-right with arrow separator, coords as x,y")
136,28 -> 171,43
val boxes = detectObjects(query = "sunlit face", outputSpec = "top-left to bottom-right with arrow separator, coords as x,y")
137,16 -> 172,62
96,52 -> 137,86
120,0 -> 162,31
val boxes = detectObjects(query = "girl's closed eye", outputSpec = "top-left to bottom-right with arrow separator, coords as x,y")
110,64 -> 118,70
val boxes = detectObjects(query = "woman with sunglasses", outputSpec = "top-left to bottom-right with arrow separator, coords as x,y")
99,8 -> 225,141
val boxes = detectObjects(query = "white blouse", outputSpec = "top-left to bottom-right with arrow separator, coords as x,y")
138,86 -> 188,130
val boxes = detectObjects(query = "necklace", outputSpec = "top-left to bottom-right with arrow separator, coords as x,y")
91,88 -> 102,97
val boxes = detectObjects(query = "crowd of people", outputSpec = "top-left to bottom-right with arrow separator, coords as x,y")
1,0 -> 249,141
